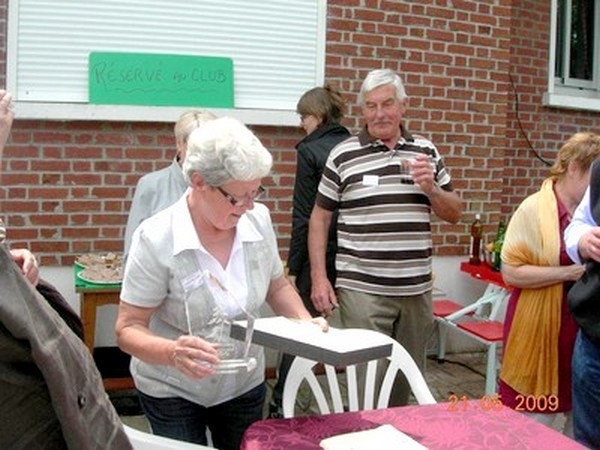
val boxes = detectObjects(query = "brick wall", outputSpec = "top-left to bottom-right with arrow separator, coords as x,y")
1,0 -> 600,265
505,0 -> 600,221
2,120 -> 304,265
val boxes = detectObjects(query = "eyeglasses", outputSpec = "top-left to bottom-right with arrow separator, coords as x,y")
215,185 -> 265,207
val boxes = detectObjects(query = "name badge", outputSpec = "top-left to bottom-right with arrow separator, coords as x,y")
181,269 -> 208,293
363,174 -> 379,186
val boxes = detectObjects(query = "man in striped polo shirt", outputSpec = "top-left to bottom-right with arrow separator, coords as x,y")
308,69 -> 462,405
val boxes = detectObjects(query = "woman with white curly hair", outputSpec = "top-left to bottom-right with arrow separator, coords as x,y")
116,117 -> 327,449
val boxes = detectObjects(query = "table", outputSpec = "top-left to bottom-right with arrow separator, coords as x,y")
74,267 -> 133,391
241,401 -> 585,449
457,260 -> 511,325
460,260 -> 509,289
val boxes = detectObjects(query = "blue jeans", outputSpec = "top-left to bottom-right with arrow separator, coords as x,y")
138,383 -> 266,450
572,331 -> 600,449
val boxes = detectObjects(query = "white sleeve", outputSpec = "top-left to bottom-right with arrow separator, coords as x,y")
564,187 -> 596,264
121,224 -> 169,307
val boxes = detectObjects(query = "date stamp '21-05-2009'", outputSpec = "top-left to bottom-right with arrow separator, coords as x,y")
446,394 -> 560,413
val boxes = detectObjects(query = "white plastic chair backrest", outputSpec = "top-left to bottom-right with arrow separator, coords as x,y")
123,424 -> 215,450
282,330 -> 436,418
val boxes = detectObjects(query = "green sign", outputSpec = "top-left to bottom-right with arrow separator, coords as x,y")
89,52 -> 234,107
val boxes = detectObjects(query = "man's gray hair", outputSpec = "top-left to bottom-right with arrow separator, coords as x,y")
183,117 -> 272,186
358,68 -> 408,106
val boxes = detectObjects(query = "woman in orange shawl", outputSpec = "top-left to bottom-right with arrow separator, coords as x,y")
499,132 -> 600,436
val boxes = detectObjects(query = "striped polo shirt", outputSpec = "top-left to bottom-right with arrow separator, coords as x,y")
315,126 -> 453,296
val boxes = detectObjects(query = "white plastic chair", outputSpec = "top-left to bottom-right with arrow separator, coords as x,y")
282,330 -> 436,418
434,283 -> 510,395
123,424 -> 215,450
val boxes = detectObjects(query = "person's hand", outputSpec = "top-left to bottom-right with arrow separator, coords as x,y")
169,335 -> 220,380
578,227 -> 600,263
409,155 -> 436,194
307,316 -> 329,332
310,276 -> 338,317
0,89 -> 14,151
564,264 -> 585,281
10,248 -> 40,286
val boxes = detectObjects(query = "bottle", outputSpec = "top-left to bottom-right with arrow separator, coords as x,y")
469,214 -> 483,265
491,220 -> 506,271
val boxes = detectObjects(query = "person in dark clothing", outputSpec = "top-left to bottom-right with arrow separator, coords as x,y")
269,85 -> 350,417
286,86 -> 351,313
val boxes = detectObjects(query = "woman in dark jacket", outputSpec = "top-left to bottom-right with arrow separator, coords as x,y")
287,85 -> 350,314
270,85 -> 350,417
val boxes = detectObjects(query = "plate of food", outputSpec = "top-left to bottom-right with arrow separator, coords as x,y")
75,252 -> 123,269
77,265 -> 123,285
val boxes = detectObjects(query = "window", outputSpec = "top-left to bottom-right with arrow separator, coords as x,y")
545,0 -> 600,111
7,0 -> 326,125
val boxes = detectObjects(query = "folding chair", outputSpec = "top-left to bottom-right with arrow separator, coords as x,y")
433,284 -> 509,395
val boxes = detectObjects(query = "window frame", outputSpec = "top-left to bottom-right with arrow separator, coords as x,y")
545,0 -> 600,112
6,0 -> 327,125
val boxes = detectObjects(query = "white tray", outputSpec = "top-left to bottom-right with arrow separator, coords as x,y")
230,317 -> 392,366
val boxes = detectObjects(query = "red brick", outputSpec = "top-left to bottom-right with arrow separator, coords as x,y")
93,241 -> 125,252
3,200 -> 38,213
95,133 -> 134,146
30,214 -> 68,225
65,146 -> 104,158
63,228 -> 100,238
63,201 -> 103,212
33,132 -> 73,144
30,160 -> 70,172
29,187 -> 70,199
93,214 -> 127,225
4,145 -> 38,159
70,214 -> 92,225
72,241 -> 94,253
31,241 -> 69,253
91,187 -> 129,199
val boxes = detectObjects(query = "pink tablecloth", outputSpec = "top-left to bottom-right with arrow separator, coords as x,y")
241,401 -> 584,449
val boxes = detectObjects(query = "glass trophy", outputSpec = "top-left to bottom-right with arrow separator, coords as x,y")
183,271 -> 257,374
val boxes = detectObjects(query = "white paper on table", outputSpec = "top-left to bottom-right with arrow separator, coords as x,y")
319,424 -> 428,450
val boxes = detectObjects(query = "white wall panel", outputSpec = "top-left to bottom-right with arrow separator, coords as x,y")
7,0 -> 326,123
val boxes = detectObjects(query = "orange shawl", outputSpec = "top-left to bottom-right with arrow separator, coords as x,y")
499,178 -> 562,396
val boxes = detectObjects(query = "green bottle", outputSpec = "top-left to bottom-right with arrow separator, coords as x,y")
491,220 -> 506,271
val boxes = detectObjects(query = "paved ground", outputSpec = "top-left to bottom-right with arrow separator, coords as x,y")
423,352 -> 487,403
